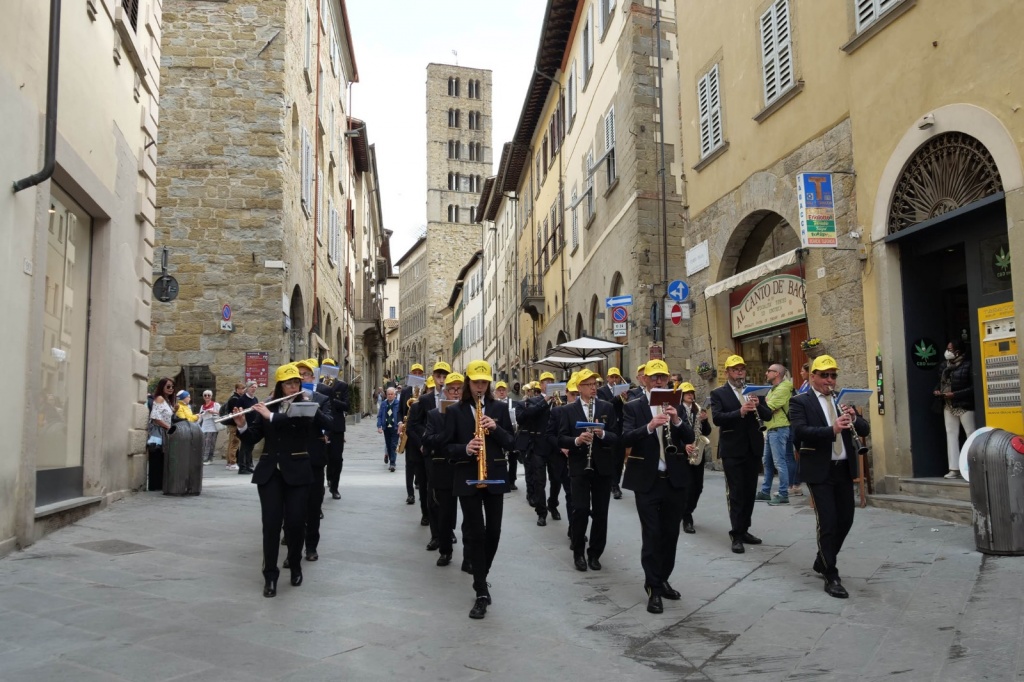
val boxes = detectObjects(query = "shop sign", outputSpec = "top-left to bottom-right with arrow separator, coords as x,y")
797,172 -> 837,248
245,351 -> 270,387
910,338 -> 939,370
993,243 -> 1011,281
730,274 -> 806,336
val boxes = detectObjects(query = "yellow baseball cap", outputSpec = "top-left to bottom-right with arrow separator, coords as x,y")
811,355 -> 839,373
576,368 -> 600,384
445,372 -> 465,384
322,357 -> 336,366
637,364 -> 647,374
539,371 -> 556,382
495,381 -> 508,389
644,359 -> 670,376
426,376 -> 436,389
724,354 -> 746,369
607,367 -> 622,377
466,360 -> 493,382
275,364 -> 301,383
566,377 -> 579,392
295,358 -> 318,371
679,382 -> 696,394
410,363 -> 425,372
432,361 -> 452,374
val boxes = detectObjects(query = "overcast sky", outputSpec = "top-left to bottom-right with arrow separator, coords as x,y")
345,0 -> 548,265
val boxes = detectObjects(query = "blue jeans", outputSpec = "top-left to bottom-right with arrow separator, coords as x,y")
760,426 -> 790,497
786,431 -> 800,486
383,428 -> 398,466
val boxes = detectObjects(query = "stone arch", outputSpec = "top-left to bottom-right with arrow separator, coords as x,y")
726,210 -> 801,275
335,329 -> 343,365
324,314 -> 333,355
589,294 -> 600,338
556,330 -> 568,345
289,285 -> 305,361
575,313 -> 585,339
871,103 -> 1024,242
610,271 -> 624,298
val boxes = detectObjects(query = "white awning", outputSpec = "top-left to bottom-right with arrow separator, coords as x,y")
311,333 -> 330,351
703,249 -> 800,299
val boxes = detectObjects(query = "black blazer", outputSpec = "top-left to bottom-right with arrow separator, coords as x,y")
709,384 -> 773,460
789,392 -> 870,484
406,391 -> 438,463
516,395 -> 552,455
397,385 -> 417,423
422,407 -> 454,490
620,394 -> 694,493
317,380 -> 349,432
304,391 -> 339,467
681,403 -> 713,438
444,399 -> 515,497
240,404 -> 320,487
597,385 -> 628,436
556,399 -> 620,477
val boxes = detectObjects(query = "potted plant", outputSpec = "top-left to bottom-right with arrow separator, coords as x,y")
801,337 -> 826,358
697,361 -> 716,382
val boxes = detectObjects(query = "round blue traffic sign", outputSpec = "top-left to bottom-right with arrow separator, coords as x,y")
222,304 -> 232,321
668,280 -> 689,302
611,306 -> 628,323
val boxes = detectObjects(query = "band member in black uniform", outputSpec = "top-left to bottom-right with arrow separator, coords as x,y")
789,355 -> 869,599
444,360 -> 514,619
621,360 -> 694,614
557,369 -> 618,571
514,382 -> 540,506
233,364 -> 324,597
709,354 -> 774,554
525,371 -> 566,526
408,371 -> 444,532
317,358 -> 348,500
493,381 -> 520,491
597,367 -> 628,500
679,382 -> 712,534
422,372 -> 465,566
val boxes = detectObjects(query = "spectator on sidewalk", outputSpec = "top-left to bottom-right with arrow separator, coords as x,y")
175,391 -> 199,422
197,390 -> 222,465
755,364 -> 794,506
377,387 -> 401,471
147,378 -> 176,491
227,381 -> 258,472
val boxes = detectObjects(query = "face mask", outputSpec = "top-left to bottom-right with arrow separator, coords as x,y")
944,350 -> 956,360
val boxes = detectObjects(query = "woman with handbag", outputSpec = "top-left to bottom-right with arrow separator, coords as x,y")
198,390 -> 223,466
933,340 -> 975,479
147,378 -> 176,491
679,383 -> 712,535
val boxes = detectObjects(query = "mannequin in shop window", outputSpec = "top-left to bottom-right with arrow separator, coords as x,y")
933,340 -> 975,479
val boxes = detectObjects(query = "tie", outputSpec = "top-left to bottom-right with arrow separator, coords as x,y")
826,397 -> 843,457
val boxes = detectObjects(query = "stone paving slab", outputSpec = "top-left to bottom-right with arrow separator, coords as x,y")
1,419 -> 1023,681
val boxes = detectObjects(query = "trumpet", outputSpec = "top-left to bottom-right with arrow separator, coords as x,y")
213,391 -> 305,422
396,385 -> 421,454
474,395 -> 488,488
660,404 -> 678,455
549,390 -> 563,406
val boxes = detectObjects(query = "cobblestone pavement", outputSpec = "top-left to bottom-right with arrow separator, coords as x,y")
1,418 -> 1022,681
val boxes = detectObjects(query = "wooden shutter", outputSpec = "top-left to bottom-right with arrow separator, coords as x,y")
698,65 -> 723,157
761,0 -> 793,105
604,106 -> 616,152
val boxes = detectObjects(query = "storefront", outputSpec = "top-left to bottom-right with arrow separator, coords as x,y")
728,269 -> 809,382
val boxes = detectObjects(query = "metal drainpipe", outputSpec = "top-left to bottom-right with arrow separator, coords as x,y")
655,3 -> 670,344
13,0 -> 62,193
310,0 -> 323,354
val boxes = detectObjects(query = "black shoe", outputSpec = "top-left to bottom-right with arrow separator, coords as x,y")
549,507 -> 561,521
536,516 -> 547,527
469,596 -> 488,619
305,551 -> 318,562
824,578 -> 849,599
290,572 -> 302,587
281,536 -> 287,546
662,581 -> 681,600
420,516 -> 430,526
237,468 -> 248,475
731,538 -> 745,554
612,484 -> 622,500
461,560 -> 473,574
406,495 -> 415,505
741,532 -> 762,545
451,534 -> 458,545
812,556 -> 826,577
263,579 -> 277,598
437,553 -> 452,567
510,483 -> 518,491
588,557 -> 602,571
331,490 -> 341,500
389,466 -> 396,472
574,555 -> 588,572
647,595 -> 664,614
319,510 -> 324,520
426,538 -> 440,552
682,520 -> 696,534
282,557 -> 290,569
414,483 -> 420,490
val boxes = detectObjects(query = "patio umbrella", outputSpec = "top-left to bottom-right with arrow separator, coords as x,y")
532,355 -> 592,372
551,336 -> 625,361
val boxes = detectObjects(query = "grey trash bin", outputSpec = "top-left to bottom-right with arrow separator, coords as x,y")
163,421 -> 204,496
967,428 -> 1024,555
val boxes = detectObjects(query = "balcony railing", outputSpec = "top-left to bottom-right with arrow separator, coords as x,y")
520,275 -> 544,321
354,297 -> 379,321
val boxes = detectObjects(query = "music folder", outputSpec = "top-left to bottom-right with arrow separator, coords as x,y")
286,401 -> 319,418
740,384 -> 772,397
836,388 -> 873,408
405,374 -> 426,389
544,382 -> 567,397
439,399 -> 457,413
649,388 -> 682,406
575,421 -> 605,430
610,383 -> 631,397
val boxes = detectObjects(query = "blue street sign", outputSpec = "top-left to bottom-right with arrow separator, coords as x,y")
668,280 -> 689,302
605,295 -> 633,308
222,304 -> 232,321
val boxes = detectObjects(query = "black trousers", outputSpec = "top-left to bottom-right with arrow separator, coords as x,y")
406,458 -> 429,517
522,447 -> 537,504
612,443 -> 626,487
570,472 -> 612,559
682,461 -> 705,523
431,486 -> 459,554
459,490 -> 503,596
258,469 -> 309,581
532,452 -> 565,518
722,455 -> 759,536
304,463 -> 326,552
633,476 -> 686,595
325,435 -> 345,492
808,462 -> 855,580
507,450 -> 518,484
147,446 -> 164,491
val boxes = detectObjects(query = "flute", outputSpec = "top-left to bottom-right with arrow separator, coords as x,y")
213,392 -> 304,423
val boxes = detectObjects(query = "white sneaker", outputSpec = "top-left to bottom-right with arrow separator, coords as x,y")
203,461 -> 210,466
227,464 -> 239,470
789,485 -> 804,496
943,470 -> 960,479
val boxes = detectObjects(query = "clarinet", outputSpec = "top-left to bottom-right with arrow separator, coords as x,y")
739,379 -> 767,432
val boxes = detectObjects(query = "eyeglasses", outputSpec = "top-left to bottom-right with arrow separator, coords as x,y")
816,372 -> 839,379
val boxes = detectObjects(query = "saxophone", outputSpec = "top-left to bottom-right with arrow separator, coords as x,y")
396,385 -> 420,454
474,395 -> 488,488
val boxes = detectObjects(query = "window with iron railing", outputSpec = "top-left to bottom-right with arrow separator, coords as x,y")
122,0 -> 140,32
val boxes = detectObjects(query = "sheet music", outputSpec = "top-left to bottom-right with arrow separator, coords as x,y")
740,384 -> 772,397
836,388 -> 873,408
610,383 -> 631,397
649,388 -> 682,406
286,402 -> 319,418
439,399 -> 457,413
405,374 -> 426,389
544,382 -> 567,397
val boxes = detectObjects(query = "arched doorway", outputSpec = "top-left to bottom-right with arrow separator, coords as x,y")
887,132 -> 1008,476
289,285 -> 305,361
575,313 -> 584,339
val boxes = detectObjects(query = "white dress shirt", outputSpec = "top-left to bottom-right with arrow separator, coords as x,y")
813,389 -> 847,461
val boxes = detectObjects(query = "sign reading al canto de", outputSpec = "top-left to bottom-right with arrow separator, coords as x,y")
797,172 -> 837,248
731,274 -> 806,336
